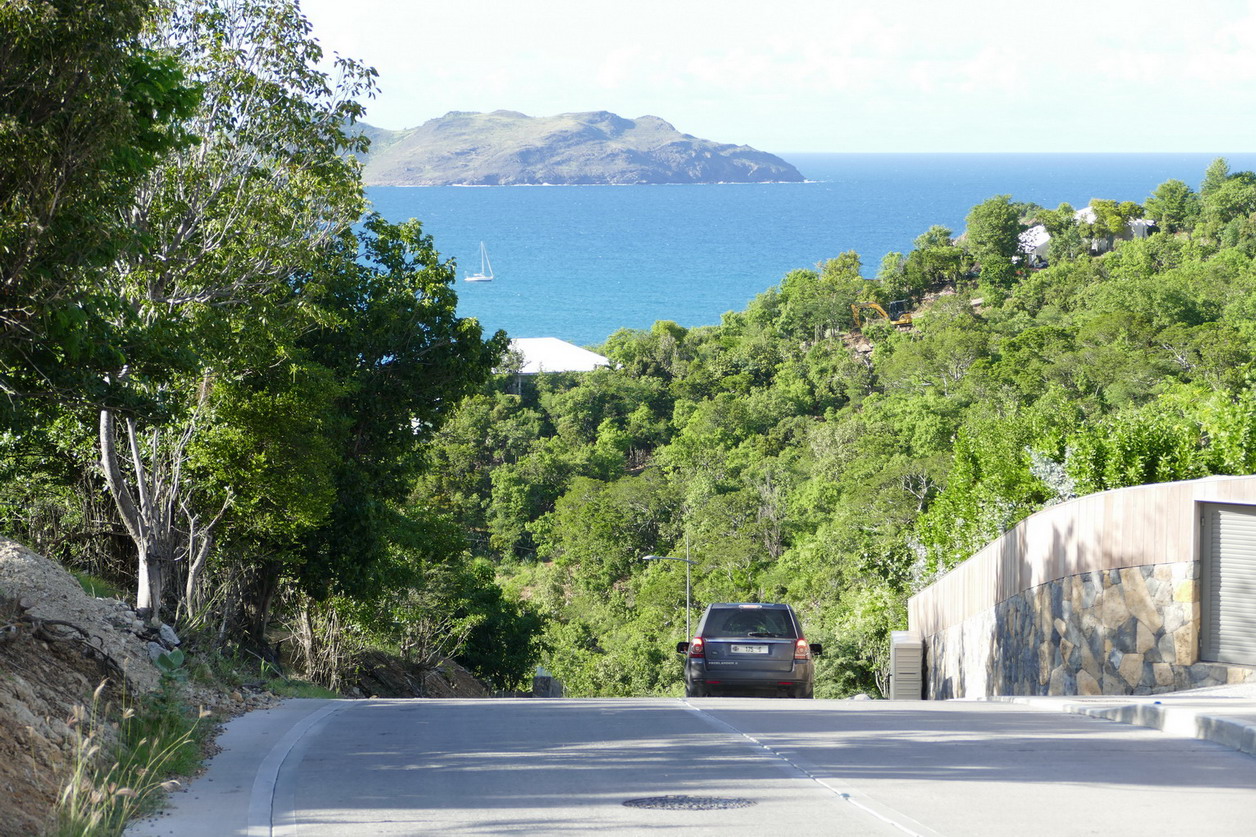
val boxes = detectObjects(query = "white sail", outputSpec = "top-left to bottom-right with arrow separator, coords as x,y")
464,242 -> 494,282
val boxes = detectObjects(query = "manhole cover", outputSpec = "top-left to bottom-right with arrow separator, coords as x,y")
623,795 -> 756,810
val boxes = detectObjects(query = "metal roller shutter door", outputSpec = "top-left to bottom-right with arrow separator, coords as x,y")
1200,502 -> 1256,665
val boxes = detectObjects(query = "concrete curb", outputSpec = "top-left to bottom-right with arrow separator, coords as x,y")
126,698 -> 346,837
1061,701 -> 1256,756
986,695 -> 1256,758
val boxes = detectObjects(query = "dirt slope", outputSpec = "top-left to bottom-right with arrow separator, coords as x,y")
0,536 -> 492,834
0,537 -> 167,836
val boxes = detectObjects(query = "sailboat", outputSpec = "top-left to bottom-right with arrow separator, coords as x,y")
463,242 -> 494,283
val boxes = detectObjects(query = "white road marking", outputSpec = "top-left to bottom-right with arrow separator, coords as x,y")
682,699 -> 947,837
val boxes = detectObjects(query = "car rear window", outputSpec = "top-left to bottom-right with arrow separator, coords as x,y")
703,607 -> 796,638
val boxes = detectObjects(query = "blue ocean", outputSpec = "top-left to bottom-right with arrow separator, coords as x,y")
366,153 -> 1256,347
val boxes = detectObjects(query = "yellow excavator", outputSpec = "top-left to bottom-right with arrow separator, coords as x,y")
851,300 -> 913,329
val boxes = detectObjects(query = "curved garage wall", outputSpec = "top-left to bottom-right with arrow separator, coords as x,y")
907,475 -> 1256,698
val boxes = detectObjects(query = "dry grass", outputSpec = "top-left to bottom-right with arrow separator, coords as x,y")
52,679 -> 209,837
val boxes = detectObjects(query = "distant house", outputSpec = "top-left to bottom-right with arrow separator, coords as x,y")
1018,205 -> 1156,262
1018,224 -> 1052,260
507,337 -> 610,374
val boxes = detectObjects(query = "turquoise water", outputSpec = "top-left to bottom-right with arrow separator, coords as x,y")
366,153 -> 1256,346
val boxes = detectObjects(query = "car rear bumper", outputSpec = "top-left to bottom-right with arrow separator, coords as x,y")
687,662 -> 813,691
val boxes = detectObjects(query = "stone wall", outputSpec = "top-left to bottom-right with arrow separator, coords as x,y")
926,561 -> 1256,699
909,477 -> 1256,699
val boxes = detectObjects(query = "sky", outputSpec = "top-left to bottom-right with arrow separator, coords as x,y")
299,0 -> 1256,154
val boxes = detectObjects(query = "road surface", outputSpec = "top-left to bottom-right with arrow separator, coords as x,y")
130,697 -> 1256,836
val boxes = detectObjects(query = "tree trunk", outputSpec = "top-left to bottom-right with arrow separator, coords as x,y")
100,408 -> 162,619
99,406 -> 223,625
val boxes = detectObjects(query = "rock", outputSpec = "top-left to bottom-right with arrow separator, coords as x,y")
1229,667 -> 1256,685
1077,670 -> 1101,695
158,623 -> 181,648
359,110 -> 804,186
1102,674 -> 1130,696
1100,587 -> 1130,630
1111,617 -> 1138,654
1081,631 -> 1103,681
1080,573 -> 1102,609
1048,666 -> 1075,695
1118,652 -> 1144,688
1163,605 -> 1184,634
147,641 -> 166,662
1135,621 -> 1156,655
1189,663 -> 1225,686
1108,648 -> 1124,673
1120,568 -> 1163,632
1173,623 -> 1197,666
0,538 -> 158,694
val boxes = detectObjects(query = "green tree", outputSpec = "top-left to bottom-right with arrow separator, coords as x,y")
1144,179 -> 1200,234
964,195 -> 1025,295
775,257 -> 865,341
289,217 -> 506,604
876,252 -> 908,298
1200,157 -> 1230,197
452,558 -> 545,690
0,0 -> 197,421
916,406 -> 1070,575
534,471 -> 678,594
876,298 -> 989,398
414,391 -> 544,549
1200,170 -> 1256,230
97,0 -> 378,622
1066,403 -> 1208,493
906,225 -> 966,291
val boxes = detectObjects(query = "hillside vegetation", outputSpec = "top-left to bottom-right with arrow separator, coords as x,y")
0,0 -> 535,709
412,160 -> 1256,697
5,0 -> 1256,723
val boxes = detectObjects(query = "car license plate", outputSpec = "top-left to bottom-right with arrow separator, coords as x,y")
731,644 -> 769,654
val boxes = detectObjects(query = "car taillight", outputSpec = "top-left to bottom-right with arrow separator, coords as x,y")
689,637 -> 705,658
794,638 -> 810,660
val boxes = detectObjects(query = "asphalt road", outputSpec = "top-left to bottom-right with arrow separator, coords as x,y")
129,697 -> 1256,836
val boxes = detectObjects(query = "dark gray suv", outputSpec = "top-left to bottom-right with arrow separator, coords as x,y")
677,603 -> 822,698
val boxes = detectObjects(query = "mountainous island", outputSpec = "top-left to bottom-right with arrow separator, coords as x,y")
357,110 -> 804,186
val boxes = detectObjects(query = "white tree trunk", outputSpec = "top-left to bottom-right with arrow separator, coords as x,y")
99,409 -> 164,617
99,401 -> 227,624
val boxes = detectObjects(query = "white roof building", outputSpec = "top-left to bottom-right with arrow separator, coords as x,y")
1018,206 -> 1156,259
508,337 -> 610,374
1018,224 -> 1052,257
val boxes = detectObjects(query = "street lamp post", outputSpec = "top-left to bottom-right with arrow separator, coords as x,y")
642,553 -> 697,640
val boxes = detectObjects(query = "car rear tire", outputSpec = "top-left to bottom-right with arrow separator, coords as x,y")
685,682 -> 708,698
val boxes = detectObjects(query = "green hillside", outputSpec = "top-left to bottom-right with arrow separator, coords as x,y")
5,0 -> 1255,702
413,161 -> 1256,697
